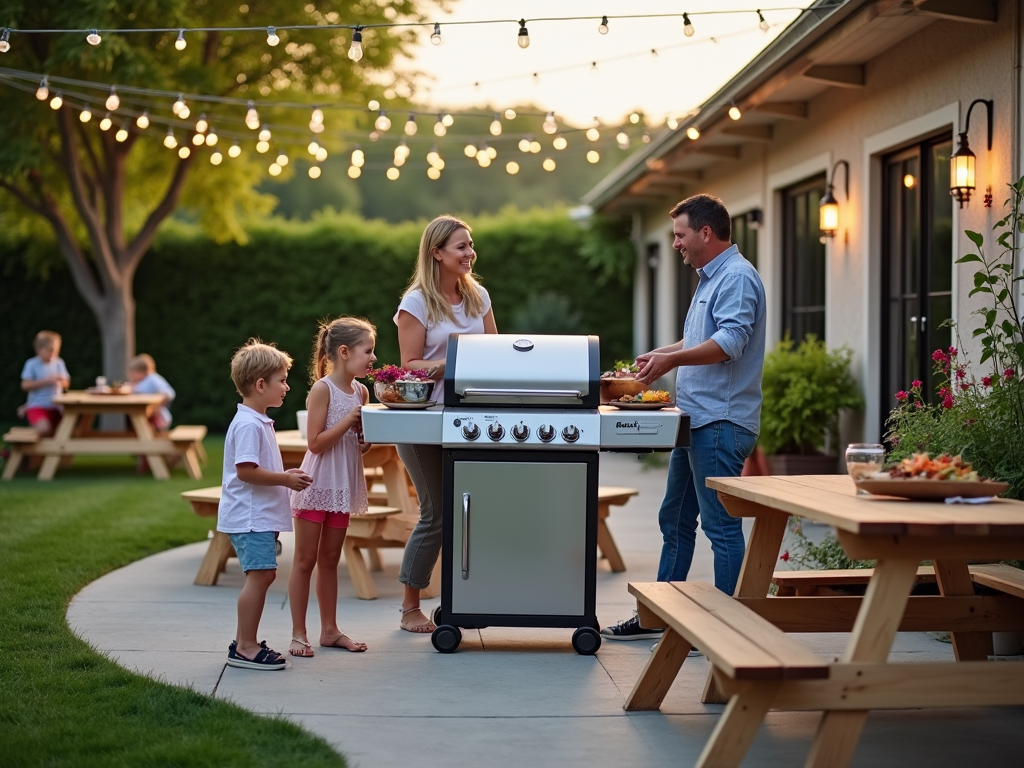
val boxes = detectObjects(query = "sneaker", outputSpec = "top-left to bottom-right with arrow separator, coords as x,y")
650,641 -> 702,656
600,612 -> 664,641
227,640 -> 286,670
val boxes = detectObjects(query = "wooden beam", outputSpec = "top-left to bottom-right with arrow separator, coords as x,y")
803,64 -> 865,88
913,0 -> 997,23
722,124 -> 774,143
752,101 -> 808,120
693,144 -> 742,160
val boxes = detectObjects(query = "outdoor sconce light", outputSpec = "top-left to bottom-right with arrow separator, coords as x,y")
950,98 -> 993,207
745,208 -> 763,230
819,159 -> 849,239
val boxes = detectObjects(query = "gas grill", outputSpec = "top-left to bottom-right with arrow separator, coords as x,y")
361,334 -> 689,654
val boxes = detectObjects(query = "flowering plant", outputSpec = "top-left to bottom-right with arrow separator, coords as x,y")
885,179 -> 1024,500
364,364 -> 431,384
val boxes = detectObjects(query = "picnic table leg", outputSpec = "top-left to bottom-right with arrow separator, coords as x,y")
804,557 -> 921,768
933,558 -> 991,661
2,447 -> 26,480
343,539 -> 378,600
194,532 -> 234,586
624,627 -> 691,711
128,411 -> 170,480
38,413 -> 80,480
597,501 -> 627,572
696,680 -> 782,768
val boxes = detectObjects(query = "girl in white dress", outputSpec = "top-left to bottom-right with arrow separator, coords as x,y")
287,317 -> 376,656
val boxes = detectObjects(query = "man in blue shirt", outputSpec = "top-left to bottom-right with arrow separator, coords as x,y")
602,194 -> 766,642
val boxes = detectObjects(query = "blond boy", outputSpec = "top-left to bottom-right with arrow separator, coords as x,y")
218,339 -> 312,670
20,331 -> 70,437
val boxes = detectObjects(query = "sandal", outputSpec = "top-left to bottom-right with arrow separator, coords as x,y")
289,638 -> 314,657
227,640 -> 286,670
320,633 -> 367,652
399,606 -> 436,634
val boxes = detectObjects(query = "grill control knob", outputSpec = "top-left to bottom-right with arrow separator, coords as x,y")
511,423 -> 530,442
538,424 -> 556,442
462,423 -> 480,441
487,422 -> 505,441
561,425 -> 580,443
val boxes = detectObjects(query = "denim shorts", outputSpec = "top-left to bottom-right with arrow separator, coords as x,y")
228,531 -> 279,572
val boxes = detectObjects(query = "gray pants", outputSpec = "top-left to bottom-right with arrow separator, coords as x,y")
397,443 -> 443,590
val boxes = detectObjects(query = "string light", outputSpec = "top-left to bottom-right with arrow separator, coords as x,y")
86,29 -> 102,46
258,124 -> 271,142
489,113 -> 502,136
586,123 -> 600,141
434,115 -> 447,137
599,16 -> 609,35
276,153 -> 289,166
256,140 -> 270,153
310,105 -> 324,127
35,77 -> 48,100
477,152 -> 491,168
178,146 -> 190,159
530,140 -> 541,153
172,93 -> 186,117
427,166 -> 441,180
351,147 -> 365,167
552,134 -> 568,150
404,113 -> 417,135
348,165 -> 362,178
192,132 -> 205,146
464,143 -> 477,158
99,112 -> 112,131
210,150 -> 223,165
0,29 -> 10,53
517,19 -> 530,49
105,86 -> 119,110
115,124 -> 129,142
195,114 -> 208,133
79,106 -> 92,123
504,108 -> 516,120
518,138 -> 530,153
308,164 -> 321,178
542,111 -> 557,135
269,161 -> 282,175
629,112 -> 640,124
48,92 -> 62,110
175,29 -> 186,50
430,23 -> 442,45
686,126 -> 700,140
136,111 -> 150,129
386,167 -> 400,180
758,10 -> 769,32
542,158 -> 556,171
506,161 -> 519,175
683,13 -> 695,37
163,128 -> 177,149
266,26 -> 280,46
426,146 -> 440,166
348,27 -> 363,61
728,103 -> 742,120
228,142 -> 241,158
587,150 -> 600,163
308,141 -> 320,155
245,101 -> 259,130
206,128 -> 218,146
642,130 -> 651,144
315,146 -> 327,161
616,131 -> 629,149
367,98 -> 380,111
666,116 -> 679,130
441,112 -> 454,127
375,110 -> 391,131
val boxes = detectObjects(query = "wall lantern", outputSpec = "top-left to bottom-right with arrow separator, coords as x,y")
950,98 -> 993,207
745,208 -> 763,230
819,159 -> 849,238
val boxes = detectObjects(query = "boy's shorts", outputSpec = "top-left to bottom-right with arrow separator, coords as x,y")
293,509 -> 351,529
27,407 -> 62,427
227,531 -> 280,572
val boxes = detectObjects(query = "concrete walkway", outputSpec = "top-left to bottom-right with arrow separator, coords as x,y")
68,454 -> 1024,767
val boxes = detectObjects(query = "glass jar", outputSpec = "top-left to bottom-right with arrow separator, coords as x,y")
845,443 -> 886,494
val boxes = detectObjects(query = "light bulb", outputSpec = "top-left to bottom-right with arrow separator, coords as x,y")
351,148 -> 365,167
404,114 -> 417,135
105,87 -> 119,111
87,29 -> 102,46
393,154 -> 406,167
529,140 -> 541,153
0,29 -> 10,53
432,158 -> 445,170
586,127 -> 600,141
506,161 -> 519,175
518,138 -> 530,153
375,110 -> 391,131
178,146 -> 191,159
758,10 -> 769,32
309,121 -> 324,134
178,104 -> 190,120
115,125 -> 128,142
386,167 -> 400,180
266,26 -> 280,46
395,140 -> 410,158
490,114 -> 502,136
79,107 -> 92,123
258,125 -> 271,142
308,141 -> 320,155
310,106 -> 323,125
348,27 -> 363,61
629,112 -> 640,124
543,111 -> 557,134
175,29 -> 186,50
99,113 -> 112,131
504,108 -> 516,120
368,99 -> 380,111
269,162 -> 282,176
517,19 -> 530,49
35,77 -> 48,101
192,133 -> 205,146
486,146 -> 497,159
256,140 -> 269,153
477,154 -> 491,168
430,22 -> 442,46
666,116 -> 679,130
542,158 -> 556,172
245,101 -> 259,130
210,151 -> 223,165
172,94 -> 186,116
205,130 -> 218,146
164,129 -> 177,149
616,131 -> 629,148
599,15 -> 609,35
532,72 -> 540,85
433,117 -> 446,137
642,131 -> 651,144
426,147 -> 440,165
683,13 -> 694,37
315,147 -> 327,161
427,166 -> 441,180
308,165 -> 321,178
136,111 -> 150,129
49,93 -> 63,110
587,150 -> 600,164
553,135 -> 567,150
464,144 -> 477,158
228,143 -> 241,158
348,165 -> 362,179
441,112 -> 454,127
686,126 -> 700,140
728,105 -> 741,121
276,153 -> 288,166
195,114 -> 208,133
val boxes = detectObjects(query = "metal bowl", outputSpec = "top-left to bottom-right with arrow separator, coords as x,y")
375,379 -> 434,404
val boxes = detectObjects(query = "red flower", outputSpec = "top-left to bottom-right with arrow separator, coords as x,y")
949,346 -> 958,356
955,368 -> 966,380
895,390 -> 909,402
915,401 -> 924,409
982,376 -> 993,387
1006,368 -> 1016,380
911,379 -> 923,388
960,383 -> 970,391
932,349 -> 948,363
779,551 -> 790,562
942,394 -> 954,409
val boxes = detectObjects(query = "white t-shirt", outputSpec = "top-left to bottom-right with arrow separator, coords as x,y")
132,372 -> 175,427
21,356 -> 70,408
393,285 -> 492,363
217,404 -> 293,534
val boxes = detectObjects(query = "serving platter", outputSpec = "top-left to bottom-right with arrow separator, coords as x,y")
609,401 -> 672,410
380,401 -> 434,410
853,478 -> 1009,501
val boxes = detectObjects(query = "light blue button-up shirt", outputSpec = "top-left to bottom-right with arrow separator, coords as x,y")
676,244 -> 766,434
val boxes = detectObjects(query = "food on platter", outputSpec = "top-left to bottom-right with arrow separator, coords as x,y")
616,389 -> 672,404
883,452 -> 982,482
601,360 -> 640,379
600,360 -> 647,402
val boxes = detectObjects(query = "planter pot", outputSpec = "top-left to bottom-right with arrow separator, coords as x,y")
765,453 -> 839,475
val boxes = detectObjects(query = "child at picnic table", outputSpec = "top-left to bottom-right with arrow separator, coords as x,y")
20,330 -> 70,437
127,353 -> 175,431
217,339 -> 312,671
286,317 -> 376,657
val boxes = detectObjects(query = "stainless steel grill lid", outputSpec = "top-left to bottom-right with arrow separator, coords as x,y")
443,334 -> 600,408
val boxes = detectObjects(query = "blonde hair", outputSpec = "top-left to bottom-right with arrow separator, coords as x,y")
403,215 -> 485,326
230,339 -> 293,397
34,330 -> 61,351
311,316 -> 376,381
128,353 -> 157,374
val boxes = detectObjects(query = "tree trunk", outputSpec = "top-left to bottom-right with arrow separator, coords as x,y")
97,283 -> 135,385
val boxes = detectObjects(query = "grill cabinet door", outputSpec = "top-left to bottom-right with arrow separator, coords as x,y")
450,459 -> 588,615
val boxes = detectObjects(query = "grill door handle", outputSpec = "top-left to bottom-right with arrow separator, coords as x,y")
461,387 -> 583,398
461,492 -> 470,580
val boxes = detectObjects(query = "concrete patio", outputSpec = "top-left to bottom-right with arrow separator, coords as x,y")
67,453 -> 1024,767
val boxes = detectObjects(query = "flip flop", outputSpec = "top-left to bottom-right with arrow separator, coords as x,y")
320,633 -> 367,652
289,638 -> 314,657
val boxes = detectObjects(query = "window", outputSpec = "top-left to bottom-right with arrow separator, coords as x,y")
731,212 -> 760,270
781,175 -> 827,342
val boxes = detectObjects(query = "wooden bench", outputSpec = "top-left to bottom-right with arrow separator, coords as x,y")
772,565 -> 938,596
626,580 -> 829,768
969,563 -> 1024,599
2,427 -> 40,480
168,425 -> 207,480
597,486 -> 638,572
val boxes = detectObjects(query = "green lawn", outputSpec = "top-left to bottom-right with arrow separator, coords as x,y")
0,438 -> 346,768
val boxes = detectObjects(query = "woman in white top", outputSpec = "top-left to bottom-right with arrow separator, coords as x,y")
393,215 -> 497,633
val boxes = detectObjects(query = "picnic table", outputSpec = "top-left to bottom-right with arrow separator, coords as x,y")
4,391 -> 203,481
626,474 -> 1024,768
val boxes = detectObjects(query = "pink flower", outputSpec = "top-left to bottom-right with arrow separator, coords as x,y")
911,379 -> 923,388
915,401 -> 924,409
949,346 -> 958,356
982,376 -> 993,387
932,349 -> 948,363
938,386 -> 950,399
955,368 -> 966,380
1006,368 -> 1016,380
779,551 -> 790,562
942,394 -> 954,409
895,390 -> 909,402
960,383 -> 970,391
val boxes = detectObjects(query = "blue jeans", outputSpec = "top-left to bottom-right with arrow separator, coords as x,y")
656,421 -> 757,595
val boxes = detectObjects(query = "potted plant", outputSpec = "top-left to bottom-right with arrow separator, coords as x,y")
759,335 -> 863,474
365,364 -> 434,404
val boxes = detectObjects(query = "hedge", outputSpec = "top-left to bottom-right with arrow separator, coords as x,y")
0,207 -> 633,432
